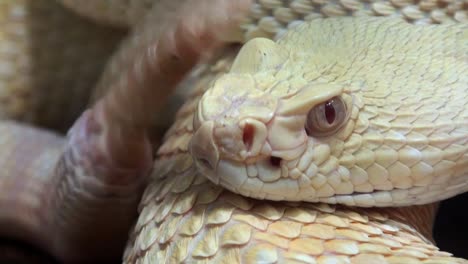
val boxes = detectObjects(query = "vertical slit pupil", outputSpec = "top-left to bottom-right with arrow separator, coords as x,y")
325,100 -> 336,124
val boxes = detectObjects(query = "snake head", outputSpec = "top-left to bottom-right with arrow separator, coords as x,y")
190,37 -> 355,201
190,18 -> 468,207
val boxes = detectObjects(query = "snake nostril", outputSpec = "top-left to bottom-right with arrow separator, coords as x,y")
270,156 -> 282,167
242,123 -> 255,151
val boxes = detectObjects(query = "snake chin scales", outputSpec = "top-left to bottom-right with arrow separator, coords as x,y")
190,17 -> 468,208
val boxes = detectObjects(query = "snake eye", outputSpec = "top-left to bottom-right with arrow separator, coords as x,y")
305,96 -> 347,137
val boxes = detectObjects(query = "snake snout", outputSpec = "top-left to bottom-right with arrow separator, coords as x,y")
190,121 -> 220,180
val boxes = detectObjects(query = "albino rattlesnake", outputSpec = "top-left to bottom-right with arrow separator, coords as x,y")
190,18 -> 467,206
0,0 -> 466,263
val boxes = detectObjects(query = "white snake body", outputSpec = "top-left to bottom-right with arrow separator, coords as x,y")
0,0 -> 466,263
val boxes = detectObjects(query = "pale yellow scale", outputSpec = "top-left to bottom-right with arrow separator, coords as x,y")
125,47 -> 467,263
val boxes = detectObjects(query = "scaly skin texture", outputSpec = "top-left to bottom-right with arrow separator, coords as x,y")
0,0 -> 466,263
191,18 -> 468,206
126,48 -> 466,263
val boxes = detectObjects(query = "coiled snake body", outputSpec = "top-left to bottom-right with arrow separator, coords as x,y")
0,0 -> 466,263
